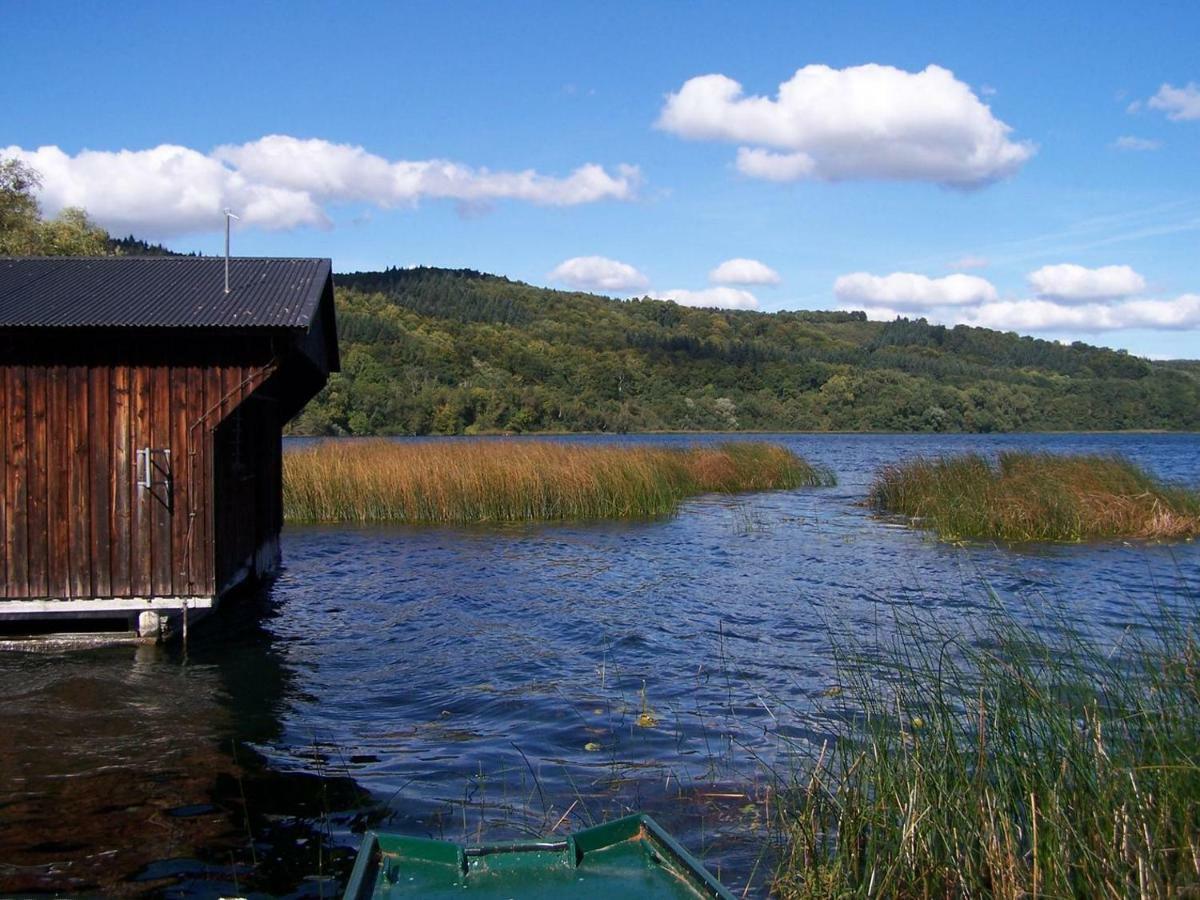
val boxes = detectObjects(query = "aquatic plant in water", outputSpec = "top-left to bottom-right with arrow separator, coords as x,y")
869,451 -> 1200,542
282,440 -> 834,524
772,596 -> 1200,898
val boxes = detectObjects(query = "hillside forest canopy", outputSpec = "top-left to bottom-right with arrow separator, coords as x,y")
2,156 -> 1197,435
290,267 -> 1200,435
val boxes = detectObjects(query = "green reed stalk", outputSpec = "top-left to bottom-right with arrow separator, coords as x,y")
869,451 -> 1200,541
773,598 -> 1200,898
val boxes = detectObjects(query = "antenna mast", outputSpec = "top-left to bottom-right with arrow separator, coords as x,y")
223,209 -> 240,293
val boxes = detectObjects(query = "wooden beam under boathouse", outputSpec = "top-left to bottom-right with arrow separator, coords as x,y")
0,256 -> 340,646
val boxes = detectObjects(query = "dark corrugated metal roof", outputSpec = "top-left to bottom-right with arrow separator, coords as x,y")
0,257 -> 331,329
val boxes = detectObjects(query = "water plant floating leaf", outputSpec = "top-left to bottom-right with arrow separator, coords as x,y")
283,439 -> 834,524
869,451 -> 1200,542
636,680 -> 659,728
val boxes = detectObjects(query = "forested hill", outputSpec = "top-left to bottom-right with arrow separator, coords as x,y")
288,266 -> 1200,435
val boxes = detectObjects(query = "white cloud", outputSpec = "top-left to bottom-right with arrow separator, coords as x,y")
966,295 -> 1200,332
215,135 -> 641,207
1117,295 -> 1200,329
650,287 -> 760,310
2,136 -> 641,236
657,64 -> 1034,188
852,306 -> 911,322
850,295 -> 1200,333
548,256 -> 649,293
967,299 -> 1110,331
1147,82 -> 1200,122
833,271 -> 997,309
734,147 -> 816,181
3,143 -> 327,234
835,264 -> 1196,335
708,257 -> 781,285
1027,263 -> 1146,301
1112,135 -> 1162,151
946,254 -> 989,270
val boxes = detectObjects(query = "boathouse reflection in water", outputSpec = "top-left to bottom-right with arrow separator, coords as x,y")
0,586 -> 368,896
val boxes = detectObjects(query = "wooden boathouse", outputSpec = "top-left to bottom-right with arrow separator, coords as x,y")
0,256 -> 339,641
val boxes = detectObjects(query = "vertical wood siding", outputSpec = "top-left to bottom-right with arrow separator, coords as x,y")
5,368 -> 28,595
0,355 -> 275,600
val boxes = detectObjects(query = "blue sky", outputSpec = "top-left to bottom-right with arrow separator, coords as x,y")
3,1 -> 1198,357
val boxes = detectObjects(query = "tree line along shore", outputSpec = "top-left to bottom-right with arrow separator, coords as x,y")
288,267 -> 1200,436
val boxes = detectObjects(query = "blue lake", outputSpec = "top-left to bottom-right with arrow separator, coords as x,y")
2,433 -> 1197,896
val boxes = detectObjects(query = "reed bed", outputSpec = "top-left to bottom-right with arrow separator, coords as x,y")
870,451 -> 1200,542
773,600 -> 1200,898
282,440 -> 833,524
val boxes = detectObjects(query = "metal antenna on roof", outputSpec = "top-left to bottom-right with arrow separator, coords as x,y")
223,209 -> 240,293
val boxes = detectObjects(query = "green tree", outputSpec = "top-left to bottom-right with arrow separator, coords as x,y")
1,157 -> 110,255
37,206 -> 108,255
0,158 -> 42,253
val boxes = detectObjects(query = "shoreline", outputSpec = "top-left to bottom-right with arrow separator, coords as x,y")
284,427 -> 1199,439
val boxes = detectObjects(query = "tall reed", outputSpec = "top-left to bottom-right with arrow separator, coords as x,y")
773,598 -> 1200,898
870,451 -> 1200,541
283,440 -> 834,524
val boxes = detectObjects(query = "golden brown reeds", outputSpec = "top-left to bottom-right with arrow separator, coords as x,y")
869,451 -> 1200,542
282,440 -> 833,524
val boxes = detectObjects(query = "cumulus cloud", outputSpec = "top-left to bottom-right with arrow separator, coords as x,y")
657,64 -> 1034,188
215,135 -> 641,207
965,295 -> 1200,332
549,256 -> 649,293
734,147 -> 817,181
650,286 -> 760,310
851,306 -> 911,323
1027,263 -> 1146,301
3,143 -> 327,234
708,257 -> 781,285
1146,82 -> 1200,122
2,136 -> 641,236
1112,135 -> 1162,151
849,295 -> 1200,333
1116,295 -> 1200,329
837,264 -> 1196,335
834,271 -> 997,310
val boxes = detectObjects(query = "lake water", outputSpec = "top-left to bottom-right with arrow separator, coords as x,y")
2,433 -> 1197,897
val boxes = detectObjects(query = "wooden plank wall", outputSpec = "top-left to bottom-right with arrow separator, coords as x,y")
211,395 -> 283,593
1,355 -> 274,600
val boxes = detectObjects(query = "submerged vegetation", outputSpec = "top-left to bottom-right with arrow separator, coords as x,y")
870,451 -> 1200,542
282,440 -> 833,524
773,600 -> 1200,898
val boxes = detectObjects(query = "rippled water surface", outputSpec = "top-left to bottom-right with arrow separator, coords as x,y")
2,433 -> 1198,896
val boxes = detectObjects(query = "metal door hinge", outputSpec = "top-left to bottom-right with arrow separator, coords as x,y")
136,447 -> 171,489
